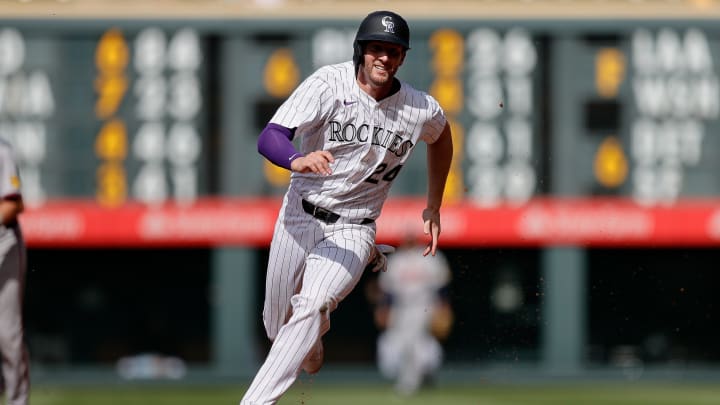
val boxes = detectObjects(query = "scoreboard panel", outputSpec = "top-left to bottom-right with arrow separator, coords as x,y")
0,18 -> 719,247
0,26 -> 211,207
558,27 -> 720,203
0,21 -> 548,203
625,27 -> 720,203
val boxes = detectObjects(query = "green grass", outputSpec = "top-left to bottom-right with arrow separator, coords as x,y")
28,381 -> 720,405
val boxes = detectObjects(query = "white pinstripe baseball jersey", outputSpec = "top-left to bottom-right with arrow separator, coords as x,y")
270,61 -> 447,220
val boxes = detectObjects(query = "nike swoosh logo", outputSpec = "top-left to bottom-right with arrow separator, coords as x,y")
343,100 -> 357,106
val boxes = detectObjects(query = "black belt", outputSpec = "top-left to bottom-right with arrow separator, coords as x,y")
302,199 -> 373,225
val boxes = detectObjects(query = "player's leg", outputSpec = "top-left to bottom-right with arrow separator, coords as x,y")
0,240 -> 29,405
395,331 -> 425,396
262,216 -> 313,341
300,226 -> 375,335
418,334 -> 443,377
297,229 -> 375,374
377,331 -> 402,379
241,224 -> 375,405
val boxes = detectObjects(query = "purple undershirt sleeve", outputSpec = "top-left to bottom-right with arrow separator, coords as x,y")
257,123 -> 303,171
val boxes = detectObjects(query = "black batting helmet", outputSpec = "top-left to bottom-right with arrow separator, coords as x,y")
353,10 -> 410,71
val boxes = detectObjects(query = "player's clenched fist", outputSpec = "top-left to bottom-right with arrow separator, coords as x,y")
290,150 -> 335,175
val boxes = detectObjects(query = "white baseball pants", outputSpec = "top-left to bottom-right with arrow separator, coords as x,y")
0,229 -> 29,405
240,191 -> 375,405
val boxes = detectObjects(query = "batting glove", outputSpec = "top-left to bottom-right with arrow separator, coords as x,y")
366,244 -> 396,273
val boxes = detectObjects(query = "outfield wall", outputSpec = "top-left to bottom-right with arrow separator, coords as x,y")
2,1 -> 720,381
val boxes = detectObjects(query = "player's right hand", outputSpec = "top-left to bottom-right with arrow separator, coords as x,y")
291,151 -> 335,175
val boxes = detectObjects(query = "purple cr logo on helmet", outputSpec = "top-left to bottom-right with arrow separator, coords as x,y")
353,10 -> 410,71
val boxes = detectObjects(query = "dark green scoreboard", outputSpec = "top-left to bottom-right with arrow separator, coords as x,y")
1,20 -> 719,208
0,25 -> 212,206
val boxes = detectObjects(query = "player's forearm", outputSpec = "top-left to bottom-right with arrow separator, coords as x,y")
257,123 -> 303,171
426,123 -> 453,210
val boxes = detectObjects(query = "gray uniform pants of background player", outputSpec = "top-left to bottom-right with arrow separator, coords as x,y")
241,190 -> 376,405
0,227 -> 30,405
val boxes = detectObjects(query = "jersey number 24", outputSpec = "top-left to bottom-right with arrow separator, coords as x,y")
365,163 -> 403,184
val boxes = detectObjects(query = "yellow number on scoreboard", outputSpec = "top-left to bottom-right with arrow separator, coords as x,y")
444,118 -> 466,203
95,28 -> 129,119
430,77 -> 463,116
429,29 -> 464,77
429,29 -> 466,203
264,48 -> 300,98
96,161 -> 127,207
94,74 -> 128,119
95,119 -> 128,160
95,28 -> 129,74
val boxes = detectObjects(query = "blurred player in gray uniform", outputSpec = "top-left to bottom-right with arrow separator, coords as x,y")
0,139 -> 29,405
241,10 -> 453,405
374,237 -> 452,396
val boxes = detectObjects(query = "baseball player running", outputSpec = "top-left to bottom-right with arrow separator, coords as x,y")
0,138 -> 29,405
241,10 -> 453,405
375,237 -> 452,395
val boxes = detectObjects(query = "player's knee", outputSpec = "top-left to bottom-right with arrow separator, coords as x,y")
290,294 -> 334,316
0,326 -> 20,347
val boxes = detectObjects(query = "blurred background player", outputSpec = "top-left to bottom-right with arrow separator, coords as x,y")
371,235 -> 453,396
241,9 -> 453,405
0,138 -> 30,405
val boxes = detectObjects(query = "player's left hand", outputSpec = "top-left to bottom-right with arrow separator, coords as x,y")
366,244 -> 395,273
422,207 -> 441,256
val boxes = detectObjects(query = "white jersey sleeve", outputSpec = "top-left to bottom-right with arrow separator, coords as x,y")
418,94 -> 447,145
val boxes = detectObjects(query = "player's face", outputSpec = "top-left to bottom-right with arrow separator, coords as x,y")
360,41 -> 406,88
